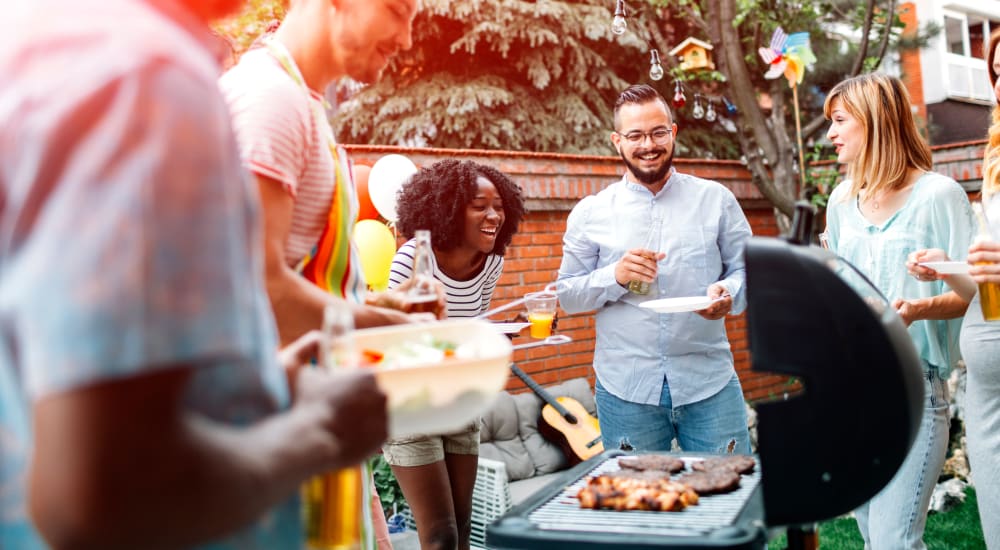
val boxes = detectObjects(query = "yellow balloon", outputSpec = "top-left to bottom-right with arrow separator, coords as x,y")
353,220 -> 397,291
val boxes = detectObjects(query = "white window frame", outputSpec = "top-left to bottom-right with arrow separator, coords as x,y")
941,9 -> 995,103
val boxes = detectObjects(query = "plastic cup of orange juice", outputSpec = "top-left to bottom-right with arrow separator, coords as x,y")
525,291 -> 557,339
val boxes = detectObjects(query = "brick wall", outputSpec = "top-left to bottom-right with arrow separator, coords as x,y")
899,2 -> 927,122
346,141 -> 984,402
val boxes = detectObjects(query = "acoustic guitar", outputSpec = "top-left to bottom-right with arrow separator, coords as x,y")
508,363 -> 604,465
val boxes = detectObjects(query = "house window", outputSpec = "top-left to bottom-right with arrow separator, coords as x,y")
942,11 -> 1000,102
944,13 -> 999,59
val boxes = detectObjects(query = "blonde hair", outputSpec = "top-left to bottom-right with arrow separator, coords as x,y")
983,28 -> 1000,198
823,73 -> 932,202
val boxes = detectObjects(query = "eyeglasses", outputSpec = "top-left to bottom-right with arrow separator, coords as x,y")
618,127 -> 673,146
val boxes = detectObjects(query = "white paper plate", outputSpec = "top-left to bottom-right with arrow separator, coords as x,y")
352,319 -> 512,438
918,261 -> 970,275
639,296 -> 716,313
491,322 -> 531,334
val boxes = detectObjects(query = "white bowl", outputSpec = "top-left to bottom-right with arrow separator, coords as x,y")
352,319 -> 512,438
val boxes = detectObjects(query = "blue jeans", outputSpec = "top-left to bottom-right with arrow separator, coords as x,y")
855,366 -> 949,550
595,374 -> 751,454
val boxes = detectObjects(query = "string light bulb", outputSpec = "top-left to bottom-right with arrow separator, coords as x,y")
722,96 -> 738,115
672,80 -> 686,109
691,94 -> 705,120
692,94 -> 705,120
611,0 -> 627,35
705,99 -> 717,122
649,49 -> 664,81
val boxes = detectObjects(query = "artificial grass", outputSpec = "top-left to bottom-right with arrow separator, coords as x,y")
768,487 -> 986,549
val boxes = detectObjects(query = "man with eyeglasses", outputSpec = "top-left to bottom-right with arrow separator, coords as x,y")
556,84 -> 753,455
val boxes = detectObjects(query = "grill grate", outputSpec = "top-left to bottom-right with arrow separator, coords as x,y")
526,455 -> 761,538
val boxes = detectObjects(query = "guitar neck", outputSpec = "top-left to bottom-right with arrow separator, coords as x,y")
509,363 -> 574,419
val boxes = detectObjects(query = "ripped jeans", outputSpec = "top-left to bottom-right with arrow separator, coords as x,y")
595,374 -> 751,454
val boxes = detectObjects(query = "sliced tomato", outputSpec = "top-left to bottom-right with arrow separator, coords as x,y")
361,349 -> 384,366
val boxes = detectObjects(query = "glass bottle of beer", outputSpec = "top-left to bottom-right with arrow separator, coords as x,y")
972,202 -> 1000,321
304,303 -> 366,550
627,217 -> 662,295
407,229 -> 438,313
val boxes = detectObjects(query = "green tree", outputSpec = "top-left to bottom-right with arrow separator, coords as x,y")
333,0 -> 641,155
692,0 -> 932,217
213,0 -> 286,57
216,0 -> 935,220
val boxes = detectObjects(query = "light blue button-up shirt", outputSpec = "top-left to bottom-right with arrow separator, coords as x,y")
825,172 -> 975,377
557,170 -> 752,407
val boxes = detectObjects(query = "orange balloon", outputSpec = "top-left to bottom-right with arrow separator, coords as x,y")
352,164 -> 380,221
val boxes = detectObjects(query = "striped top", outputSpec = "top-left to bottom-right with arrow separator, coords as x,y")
388,239 -> 504,318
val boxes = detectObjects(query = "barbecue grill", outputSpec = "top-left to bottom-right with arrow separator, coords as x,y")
487,207 -> 925,549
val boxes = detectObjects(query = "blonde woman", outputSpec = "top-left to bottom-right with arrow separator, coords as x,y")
824,73 -> 975,549
908,28 -> 1000,550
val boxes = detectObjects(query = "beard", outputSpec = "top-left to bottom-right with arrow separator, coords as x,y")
619,146 -> 674,186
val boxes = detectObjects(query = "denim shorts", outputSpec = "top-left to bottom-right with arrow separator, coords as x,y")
381,422 -> 480,467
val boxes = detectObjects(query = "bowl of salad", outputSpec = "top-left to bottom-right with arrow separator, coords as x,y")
351,319 -> 513,438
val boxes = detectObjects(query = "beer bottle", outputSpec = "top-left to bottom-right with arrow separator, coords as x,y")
972,202 -> 1000,321
627,218 -> 662,295
304,303 -> 368,550
407,230 -> 439,313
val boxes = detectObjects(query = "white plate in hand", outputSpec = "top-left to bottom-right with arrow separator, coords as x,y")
918,261 -> 970,275
640,296 -> 717,313
491,322 -> 531,334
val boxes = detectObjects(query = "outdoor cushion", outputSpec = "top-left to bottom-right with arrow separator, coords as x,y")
478,391 -> 534,481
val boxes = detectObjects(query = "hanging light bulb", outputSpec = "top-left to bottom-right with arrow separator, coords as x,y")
672,80 -> 686,109
705,99 -> 717,122
722,96 -> 738,115
692,93 -> 705,120
649,49 -> 664,81
611,0 -> 627,35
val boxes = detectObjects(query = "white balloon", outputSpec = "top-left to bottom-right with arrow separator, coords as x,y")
368,154 -> 418,222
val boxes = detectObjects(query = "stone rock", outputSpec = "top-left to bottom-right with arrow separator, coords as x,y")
928,477 -> 968,514
942,446 -> 971,481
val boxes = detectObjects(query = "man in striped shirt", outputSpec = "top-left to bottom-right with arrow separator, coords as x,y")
219,0 -> 439,347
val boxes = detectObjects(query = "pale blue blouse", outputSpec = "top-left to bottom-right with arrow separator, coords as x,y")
825,172 -> 975,377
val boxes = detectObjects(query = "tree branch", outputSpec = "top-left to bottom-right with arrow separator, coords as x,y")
848,0 -> 877,76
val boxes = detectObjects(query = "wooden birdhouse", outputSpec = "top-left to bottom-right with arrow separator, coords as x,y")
669,37 -> 715,72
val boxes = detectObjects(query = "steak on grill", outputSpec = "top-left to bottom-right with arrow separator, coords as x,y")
690,455 -> 757,475
676,469 -> 742,495
617,455 -> 685,473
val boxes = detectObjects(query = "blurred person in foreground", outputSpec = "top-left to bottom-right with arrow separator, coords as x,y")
556,84 -> 753,455
0,0 -> 387,548
823,72 -> 974,550
907,28 -> 1000,550
385,159 -> 525,549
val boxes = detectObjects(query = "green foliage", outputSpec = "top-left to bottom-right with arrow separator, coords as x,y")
371,455 -> 407,519
333,0 -> 639,154
213,0 -> 285,57
803,143 -> 839,210
767,487 -> 987,549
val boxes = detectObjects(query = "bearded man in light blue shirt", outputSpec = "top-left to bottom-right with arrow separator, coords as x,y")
557,84 -> 752,454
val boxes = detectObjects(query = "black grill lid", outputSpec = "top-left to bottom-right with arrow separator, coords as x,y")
745,236 -> 924,526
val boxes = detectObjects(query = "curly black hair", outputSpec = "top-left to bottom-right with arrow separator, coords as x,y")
395,159 -> 526,256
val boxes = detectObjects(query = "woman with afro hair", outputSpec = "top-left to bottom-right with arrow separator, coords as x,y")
384,159 -> 525,549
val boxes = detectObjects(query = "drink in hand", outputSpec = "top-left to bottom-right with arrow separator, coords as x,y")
525,291 -> 558,339
629,218 -> 661,295
406,229 -> 439,315
528,311 -> 555,338
972,202 -> 1000,321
